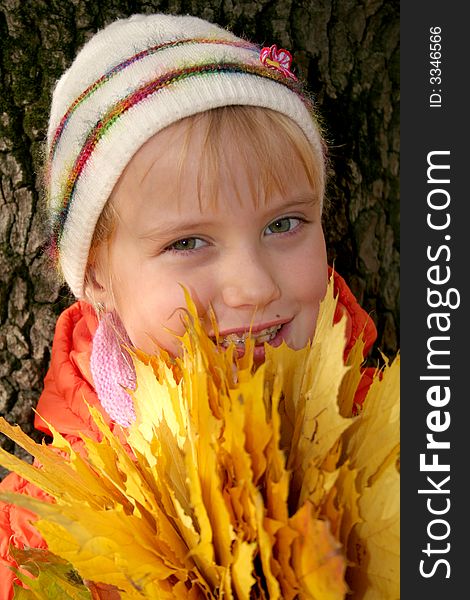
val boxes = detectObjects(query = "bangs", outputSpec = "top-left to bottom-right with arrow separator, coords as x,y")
176,106 -> 325,211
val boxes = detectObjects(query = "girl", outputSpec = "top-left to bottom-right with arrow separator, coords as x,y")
0,13 -> 376,596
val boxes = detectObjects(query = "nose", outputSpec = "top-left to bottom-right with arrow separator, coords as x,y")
220,247 -> 281,309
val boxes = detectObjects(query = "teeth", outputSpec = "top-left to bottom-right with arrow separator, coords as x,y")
221,324 -> 282,347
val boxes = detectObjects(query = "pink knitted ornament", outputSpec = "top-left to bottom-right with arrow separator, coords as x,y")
90,312 -> 136,427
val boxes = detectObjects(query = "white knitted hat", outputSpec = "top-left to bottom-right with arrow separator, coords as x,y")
46,13 -> 324,298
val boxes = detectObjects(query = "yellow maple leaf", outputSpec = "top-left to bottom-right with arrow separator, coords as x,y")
343,356 -> 400,600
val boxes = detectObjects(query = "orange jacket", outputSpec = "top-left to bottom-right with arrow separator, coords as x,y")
0,271 -> 376,598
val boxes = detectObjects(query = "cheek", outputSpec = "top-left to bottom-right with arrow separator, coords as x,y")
292,263 -> 328,302
112,266 -> 218,354
286,237 -> 328,303
289,274 -> 327,349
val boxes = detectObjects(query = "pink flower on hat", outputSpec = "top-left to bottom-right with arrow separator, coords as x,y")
260,44 -> 297,80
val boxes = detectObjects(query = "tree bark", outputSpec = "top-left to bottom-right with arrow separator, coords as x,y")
0,0 -> 399,478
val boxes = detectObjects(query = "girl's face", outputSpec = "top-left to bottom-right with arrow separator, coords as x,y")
93,117 -> 328,362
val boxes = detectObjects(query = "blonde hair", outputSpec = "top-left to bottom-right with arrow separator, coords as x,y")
84,105 -> 327,300
180,105 -> 326,210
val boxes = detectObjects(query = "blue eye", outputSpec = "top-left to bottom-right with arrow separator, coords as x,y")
167,238 -> 206,252
265,217 -> 301,235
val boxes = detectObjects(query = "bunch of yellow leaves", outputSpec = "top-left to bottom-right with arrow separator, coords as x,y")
0,277 -> 399,599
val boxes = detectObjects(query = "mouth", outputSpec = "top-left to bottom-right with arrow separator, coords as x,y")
214,321 -> 288,349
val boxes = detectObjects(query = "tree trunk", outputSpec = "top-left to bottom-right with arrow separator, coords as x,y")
0,0 -> 399,478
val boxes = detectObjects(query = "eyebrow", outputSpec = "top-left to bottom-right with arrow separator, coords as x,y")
270,195 -> 319,211
138,194 -> 319,240
138,219 -> 217,241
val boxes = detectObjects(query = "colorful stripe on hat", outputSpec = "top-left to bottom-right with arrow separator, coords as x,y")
48,38 -> 259,163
